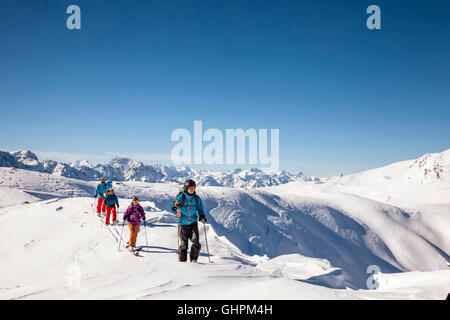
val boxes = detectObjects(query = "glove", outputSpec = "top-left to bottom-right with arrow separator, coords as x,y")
123,217 -> 128,222
142,217 -> 146,221
94,195 -> 97,198
171,199 -> 181,212
200,216 -> 207,223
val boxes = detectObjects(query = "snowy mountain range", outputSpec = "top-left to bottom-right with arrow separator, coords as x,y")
0,150 -> 306,188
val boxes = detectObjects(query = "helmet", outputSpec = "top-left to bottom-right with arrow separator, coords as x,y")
183,179 -> 196,192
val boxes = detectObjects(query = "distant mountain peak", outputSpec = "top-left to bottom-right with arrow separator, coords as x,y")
409,151 -> 448,180
11,150 -> 39,167
11,150 -> 38,160
70,159 -> 94,169
109,157 -> 133,165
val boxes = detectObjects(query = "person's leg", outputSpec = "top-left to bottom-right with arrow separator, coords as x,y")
190,222 -> 201,262
101,199 -> 106,213
105,206 -> 111,224
130,224 -> 140,248
96,198 -> 104,213
112,206 -> 117,222
179,225 -> 189,262
128,223 -> 135,248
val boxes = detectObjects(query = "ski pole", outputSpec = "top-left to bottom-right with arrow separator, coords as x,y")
177,209 -> 181,257
203,222 -> 211,263
118,219 -> 126,251
92,197 -> 96,214
144,220 -> 149,251
177,223 -> 180,256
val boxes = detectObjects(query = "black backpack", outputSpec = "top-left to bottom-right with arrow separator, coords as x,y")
176,191 -> 199,211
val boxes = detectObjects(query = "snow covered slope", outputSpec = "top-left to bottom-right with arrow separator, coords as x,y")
0,149 -> 449,299
0,167 -> 93,208
0,197 -> 448,300
0,188 -> 40,209
325,149 -> 450,206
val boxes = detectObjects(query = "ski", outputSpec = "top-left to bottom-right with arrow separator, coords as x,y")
126,247 -> 143,256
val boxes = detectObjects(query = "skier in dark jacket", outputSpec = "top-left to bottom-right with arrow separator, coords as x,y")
104,189 -> 119,225
171,179 -> 207,263
123,197 -> 146,252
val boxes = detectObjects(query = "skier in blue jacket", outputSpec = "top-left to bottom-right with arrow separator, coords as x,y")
171,179 -> 207,263
94,177 -> 108,215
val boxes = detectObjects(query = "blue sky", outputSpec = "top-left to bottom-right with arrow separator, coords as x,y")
0,0 -> 449,176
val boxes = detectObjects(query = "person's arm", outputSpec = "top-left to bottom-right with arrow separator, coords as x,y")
170,194 -> 182,213
94,184 -> 99,197
115,196 -> 119,208
123,206 -> 130,221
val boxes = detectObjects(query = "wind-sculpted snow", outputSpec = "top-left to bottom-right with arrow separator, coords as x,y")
0,182 -> 449,298
1,165 -> 449,287
182,187 -> 448,288
113,183 -> 449,289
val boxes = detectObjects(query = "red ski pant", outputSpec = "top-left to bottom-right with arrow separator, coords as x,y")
105,206 -> 117,224
96,198 -> 106,213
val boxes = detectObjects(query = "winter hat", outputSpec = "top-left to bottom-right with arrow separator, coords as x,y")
183,179 -> 196,192
100,177 -> 105,182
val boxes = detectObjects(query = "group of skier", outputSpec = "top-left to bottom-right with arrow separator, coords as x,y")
94,177 -> 207,262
